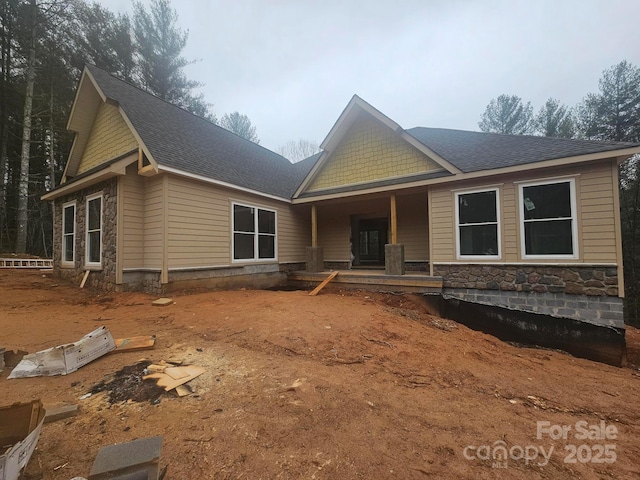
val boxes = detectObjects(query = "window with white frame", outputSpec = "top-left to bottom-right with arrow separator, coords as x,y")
519,179 -> 577,258
62,201 -> 76,264
455,188 -> 500,258
85,193 -> 103,266
232,203 -> 276,261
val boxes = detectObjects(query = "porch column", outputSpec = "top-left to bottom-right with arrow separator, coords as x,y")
385,193 -> 405,275
306,204 -> 324,272
390,193 -> 397,244
312,203 -> 318,247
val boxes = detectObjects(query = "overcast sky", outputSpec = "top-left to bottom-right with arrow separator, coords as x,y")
102,0 -> 640,152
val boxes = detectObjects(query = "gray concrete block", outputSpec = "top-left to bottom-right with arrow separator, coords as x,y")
44,404 -> 79,423
89,436 -> 162,480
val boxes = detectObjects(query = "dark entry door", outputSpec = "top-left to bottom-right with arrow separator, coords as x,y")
353,217 -> 388,266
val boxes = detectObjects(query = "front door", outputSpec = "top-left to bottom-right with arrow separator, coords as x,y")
352,217 -> 388,267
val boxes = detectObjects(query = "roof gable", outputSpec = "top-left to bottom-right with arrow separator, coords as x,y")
295,95 -> 458,197
76,102 -> 138,175
305,111 -> 444,193
84,65 -> 303,200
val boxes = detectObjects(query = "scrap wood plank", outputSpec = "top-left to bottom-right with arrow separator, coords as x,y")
308,271 -> 339,296
112,335 -> 156,352
80,270 -> 90,288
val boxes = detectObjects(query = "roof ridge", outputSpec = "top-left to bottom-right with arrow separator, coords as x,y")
407,126 -> 640,146
85,64 -> 292,163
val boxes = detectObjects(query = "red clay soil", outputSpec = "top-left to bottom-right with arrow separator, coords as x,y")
1,269 -> 639,479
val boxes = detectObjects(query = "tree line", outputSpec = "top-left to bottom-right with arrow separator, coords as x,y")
0,0 -> 271,258
478,60 -> 640,324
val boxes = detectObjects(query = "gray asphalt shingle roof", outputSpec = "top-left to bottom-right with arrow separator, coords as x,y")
86,64 -> 310,199
406,127 -> 639,173
83,66 -> 639,200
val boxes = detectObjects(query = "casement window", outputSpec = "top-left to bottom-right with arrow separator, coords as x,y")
62,201 -> 76,265
455,188 -> 501,259
232,203 -> 276,261
85,193 -> 103,267
519,179 -> 577,258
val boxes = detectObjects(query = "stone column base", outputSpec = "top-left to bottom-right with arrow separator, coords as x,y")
385,244 -> 405,276
306,246 -> 324,273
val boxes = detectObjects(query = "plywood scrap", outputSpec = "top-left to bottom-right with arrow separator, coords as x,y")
309,271 -> 339,296
152,298 -> 173,307
143,365 -> 205,392
113,335 -> 156,352
174,385 -> 192,397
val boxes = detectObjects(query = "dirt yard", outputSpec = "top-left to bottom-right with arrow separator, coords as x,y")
1,270 -> 639,480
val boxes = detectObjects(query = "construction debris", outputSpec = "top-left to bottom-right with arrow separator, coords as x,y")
0,400 -> 46,480
143,362 -> 205,392
113,336 -> 157,352
88,436 -> 162,480
7,327 -> 115,379
80,270 -> 90,288
152,298 -> 173,307
308,271 -> 339,296
43,404 -> 79,424
2,350 -> 27,369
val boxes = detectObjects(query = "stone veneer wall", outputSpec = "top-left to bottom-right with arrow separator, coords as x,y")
53,178 -> 118,291
434,264 -> 623,328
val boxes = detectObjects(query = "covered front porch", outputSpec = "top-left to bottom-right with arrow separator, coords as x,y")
300,189 -> 433,277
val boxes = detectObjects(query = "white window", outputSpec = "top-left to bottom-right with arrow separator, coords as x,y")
62,201 -> 76,265
232,203 -> 276,262
455,188 -> 501,259
85,193 -> 103,267
519,179 -> 578,259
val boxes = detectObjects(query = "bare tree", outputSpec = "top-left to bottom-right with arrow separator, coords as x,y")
276,139 -> 320,163
15,0 -> 38,253
219,111 -> 259,144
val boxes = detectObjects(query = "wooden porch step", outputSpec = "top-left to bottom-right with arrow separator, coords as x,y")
289,270 -> 443,293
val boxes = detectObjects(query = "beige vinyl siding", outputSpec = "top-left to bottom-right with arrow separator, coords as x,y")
121,164 -> 145,269
429,188 -> 455,261
144,175 -> 164,269
279,205 -> 312,263
502,184 -> 518,261
579,161 -> 617,263
429,159 -> 619,264
166,175 -> 309,269
396,192 -> 428,261
317,203 -> 352,261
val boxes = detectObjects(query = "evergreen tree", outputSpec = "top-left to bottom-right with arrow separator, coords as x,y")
534,98 -> 575,138
478,94 -> 533,135
133,0 -> 210,116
